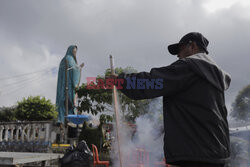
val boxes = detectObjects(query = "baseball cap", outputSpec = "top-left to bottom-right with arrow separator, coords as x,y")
168,32 -> 209,55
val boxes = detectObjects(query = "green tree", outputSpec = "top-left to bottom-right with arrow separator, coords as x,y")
231,84 -> 250,121
76,67 -> 151,123
0,106 -> 17,122
16,96 -> 58,121
99,114 -> 113,124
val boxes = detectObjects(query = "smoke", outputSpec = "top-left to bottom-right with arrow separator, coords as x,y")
228,90 -> 250,167
228,121 -> 250,167
110,94 -> 250,167
111,97 -> 164,167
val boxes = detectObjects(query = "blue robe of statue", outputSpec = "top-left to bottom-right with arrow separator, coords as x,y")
56,45 -> 81,124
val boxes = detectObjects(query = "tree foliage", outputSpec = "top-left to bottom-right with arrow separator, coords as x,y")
0,106 -> 17,122
231,84 -> 250,121
16,96 -> 58,121
99,114 -> 113,124
76,67 -> 151,123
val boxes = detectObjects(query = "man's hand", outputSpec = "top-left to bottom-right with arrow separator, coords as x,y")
108,74 -> 118,79
80,62 -> 84,68
106,73 -> 118,79
110,73 -> 118,78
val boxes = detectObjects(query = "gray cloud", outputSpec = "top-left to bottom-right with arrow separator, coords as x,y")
0,0 -> 249,111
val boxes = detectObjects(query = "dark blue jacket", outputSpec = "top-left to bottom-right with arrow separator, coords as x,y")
118,53 -> 231,164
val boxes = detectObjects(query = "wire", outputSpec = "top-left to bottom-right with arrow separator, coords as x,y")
0,71 -> 50,96
0,68 -> 54,81
0,67 -> 57,91
0,71 -> 50,88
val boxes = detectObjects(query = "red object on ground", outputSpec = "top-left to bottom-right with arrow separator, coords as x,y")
92,144 -> 109,167
128,148 -> 150,167
154,158 -> 169,167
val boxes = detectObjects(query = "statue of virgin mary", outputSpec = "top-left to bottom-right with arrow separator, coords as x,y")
56,45 -> 84,124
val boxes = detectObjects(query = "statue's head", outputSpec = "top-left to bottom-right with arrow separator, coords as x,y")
66,45 -> 78,63
66,45 -> 77,55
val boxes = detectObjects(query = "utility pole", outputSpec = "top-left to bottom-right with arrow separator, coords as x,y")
64,59 -> 69,143
110,55 -> 123,167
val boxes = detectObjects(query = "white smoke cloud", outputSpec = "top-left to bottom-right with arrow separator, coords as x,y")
111,97 -> 164,167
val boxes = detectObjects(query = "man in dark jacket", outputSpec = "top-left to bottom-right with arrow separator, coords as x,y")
112,32 -> 231,167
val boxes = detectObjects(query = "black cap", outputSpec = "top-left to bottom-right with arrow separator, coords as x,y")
168,32 -> 209,55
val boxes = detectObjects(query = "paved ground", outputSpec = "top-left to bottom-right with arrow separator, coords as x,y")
0,152 -> 63,166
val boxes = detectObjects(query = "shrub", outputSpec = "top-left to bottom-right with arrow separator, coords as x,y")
79,122 -> 104,150
0,106 -> 17,122
16,96 -> 57,121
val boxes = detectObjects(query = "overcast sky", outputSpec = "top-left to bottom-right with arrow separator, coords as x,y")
0,0 -> 250,113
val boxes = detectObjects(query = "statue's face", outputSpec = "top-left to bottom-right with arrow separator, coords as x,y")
72,47 -> 77,57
